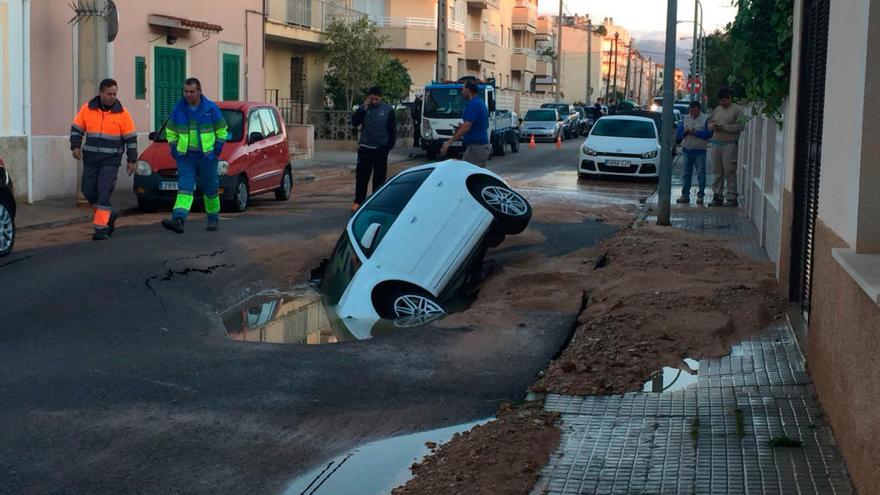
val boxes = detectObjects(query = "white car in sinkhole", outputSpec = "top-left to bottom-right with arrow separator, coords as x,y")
320,160 -> 532,336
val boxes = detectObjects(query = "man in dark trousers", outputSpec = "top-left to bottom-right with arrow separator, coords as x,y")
70,78 -> 138,241
411,94 -> 423,148
351,86 -> 396,212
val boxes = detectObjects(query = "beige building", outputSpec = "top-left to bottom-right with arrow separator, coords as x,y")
730,0 -> 879,492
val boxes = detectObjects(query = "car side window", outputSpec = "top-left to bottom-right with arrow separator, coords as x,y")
248,110 -> 265,141
259,108 -> 279,138
351,168 -> 434,258
321,234 -> 362,305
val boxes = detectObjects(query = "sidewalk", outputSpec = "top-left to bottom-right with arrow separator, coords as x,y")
533,161 -> 855,494
14,147 -> 425,232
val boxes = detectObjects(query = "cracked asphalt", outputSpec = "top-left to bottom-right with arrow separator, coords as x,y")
0,139 -> 654,494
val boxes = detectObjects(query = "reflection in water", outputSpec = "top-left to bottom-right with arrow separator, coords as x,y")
643,358 -> 700,393
284,419 -> 489,495
222,289 -> 342,345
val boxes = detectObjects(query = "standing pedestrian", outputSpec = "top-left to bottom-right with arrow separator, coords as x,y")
708,87 -> 745,207
69,78 -> 138,241
411,94 -> 423,148
161,78 -> 228,233
441,80 -> 489,167
351,86 -> 396,212
676,101 -> 712,204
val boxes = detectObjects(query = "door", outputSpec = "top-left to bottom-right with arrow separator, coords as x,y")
245,109 -> 270,192
154,47 -> 186,131
790,0 -> 830,318
289,56 -> 306,124
255,107 -> 286,191
222,53 -> 240,101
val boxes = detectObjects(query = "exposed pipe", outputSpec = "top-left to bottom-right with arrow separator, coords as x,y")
24,0 -> 33,203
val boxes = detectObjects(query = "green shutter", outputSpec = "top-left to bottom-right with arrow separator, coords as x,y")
222,53 -> 240,101
154,47 -> 186,130
135,56 -> 146,100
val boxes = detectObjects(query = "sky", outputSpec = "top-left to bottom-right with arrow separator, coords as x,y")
537,0 -> 739,68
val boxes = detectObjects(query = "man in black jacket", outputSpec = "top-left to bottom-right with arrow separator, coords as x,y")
411,94 -> 422,148
351,86 -> 396,212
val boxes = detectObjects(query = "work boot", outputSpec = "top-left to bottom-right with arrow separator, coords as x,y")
709,196 -> 724,207
696,197 -> 705,205
161,217 -> 185,234
676,196 -> 690,204
92,230 -> 110,241
725,199 -> 739,208
351,202 -> 360,212
206,219 -> 219,232
107,211 -> 118,237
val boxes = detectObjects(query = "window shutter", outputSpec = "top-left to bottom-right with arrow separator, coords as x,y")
222,53 -> 240,101
135,56 -> 146,100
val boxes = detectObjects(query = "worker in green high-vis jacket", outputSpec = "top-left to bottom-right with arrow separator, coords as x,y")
161,78 -> 228,234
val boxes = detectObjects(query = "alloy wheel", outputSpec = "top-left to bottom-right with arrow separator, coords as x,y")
480,186 -> 529,216
0,204 -> 13,252
393,294 -> 445,325
236,182 -> 248,210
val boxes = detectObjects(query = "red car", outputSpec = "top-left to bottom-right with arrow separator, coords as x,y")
133,102 -> 292,212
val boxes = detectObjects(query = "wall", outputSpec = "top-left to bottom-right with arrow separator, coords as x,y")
264,41 -> 325,109
0,0 -> 25,136
0,136 -> 26,198
28,0 -> 264,201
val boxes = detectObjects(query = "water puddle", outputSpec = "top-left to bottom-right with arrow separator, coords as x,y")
642,358 -> 700,393
283,419 -> 490,495
221,288 -> 443,345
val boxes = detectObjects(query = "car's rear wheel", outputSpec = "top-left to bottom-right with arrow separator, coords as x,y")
379,287 -> 446,326
0,200 -> 15,257
275,167 -> 292,201
467,175 -> 532,235
136,197 -> 159,213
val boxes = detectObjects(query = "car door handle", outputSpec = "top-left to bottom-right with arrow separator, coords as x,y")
410,216 -> 417,224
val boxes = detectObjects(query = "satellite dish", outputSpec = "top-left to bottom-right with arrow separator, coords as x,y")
106,0 -> 119,43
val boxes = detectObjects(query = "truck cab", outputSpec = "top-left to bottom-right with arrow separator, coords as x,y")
419,77 -> 519,160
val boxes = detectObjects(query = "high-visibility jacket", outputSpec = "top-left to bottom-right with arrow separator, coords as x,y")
165,96 -> 228,155
70,96 -> 138,163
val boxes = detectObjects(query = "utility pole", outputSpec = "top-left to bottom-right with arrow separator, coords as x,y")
611,32 -> 619,105
690,0 -> 698,101
586,18 -> 592,104
436,0 -> 448,81
554,0 -> 563,101
604,40 -> 612,104
638,55 -> 644,104
624,39 -> 633,101
658,0 -> 677,226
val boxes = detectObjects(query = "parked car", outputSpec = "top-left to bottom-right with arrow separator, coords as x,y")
540,103 -> 580,139
585,106 -> 603,128
0,158 -> 16,257
519,109 -> 564,142
574,107 -> 590,135
133,102 -> 293,213
321,160 -> 532,336
578,115 -> 661,179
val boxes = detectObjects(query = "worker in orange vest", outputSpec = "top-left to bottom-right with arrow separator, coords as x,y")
70,78 -> 138,240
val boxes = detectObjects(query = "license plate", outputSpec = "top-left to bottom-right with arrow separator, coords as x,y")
450,141 -> 463,148
606,160 -> 631,167
160,181 -> 178,191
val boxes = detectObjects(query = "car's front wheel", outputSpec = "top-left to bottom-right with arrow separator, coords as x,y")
226,176 -> 249,212
381,289 -> 446,326
468,175 -> 532,235
0,199 -> 15,257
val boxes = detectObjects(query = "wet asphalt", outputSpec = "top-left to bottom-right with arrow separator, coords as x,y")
0,138 -> 655,494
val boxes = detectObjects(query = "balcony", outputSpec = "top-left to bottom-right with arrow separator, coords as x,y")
512,0 -> 537,32
536,17 -> 554,41
511,48 -> 537,73
465,33 -> 502,63
375,17 -> 466,53
535,56 -> 553,76
467,0 -> 499,9
266,0 -> 365,46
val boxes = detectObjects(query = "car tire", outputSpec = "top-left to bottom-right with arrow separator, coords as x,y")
226,176 -> 249,213
274,167 -> 292,201
492,135 -> 505,157
578,172 -> 592,180
0,199 -> 15,257
380,288 -> 446,325
136,197 -> 159,213
467,175 -> 532,235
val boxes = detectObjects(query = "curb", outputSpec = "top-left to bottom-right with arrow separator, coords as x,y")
18,206 -> 142,233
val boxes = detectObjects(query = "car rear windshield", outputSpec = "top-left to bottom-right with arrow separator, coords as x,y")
524,110 -> 557,121
152,109 -> 244,142
424,88 -> 466,118
590,119 -> 656,139
351,168 -> 434,258
541,104 -> 570,114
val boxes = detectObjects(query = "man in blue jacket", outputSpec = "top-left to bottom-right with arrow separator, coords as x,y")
676,101 -> 712,204
161,78 -> 228,233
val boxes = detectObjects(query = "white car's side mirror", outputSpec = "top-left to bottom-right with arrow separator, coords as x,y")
360,223 -> 382,250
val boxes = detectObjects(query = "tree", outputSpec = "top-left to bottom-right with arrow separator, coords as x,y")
322,16 -> 390,110
375,58 -> 413,105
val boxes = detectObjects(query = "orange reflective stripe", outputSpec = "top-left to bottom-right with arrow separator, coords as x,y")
93,208 -> 111,228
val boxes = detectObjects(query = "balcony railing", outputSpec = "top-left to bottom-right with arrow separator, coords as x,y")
467,32 -> 500,45
371,16 -> 465,32
512,48 -> 536,56
266,0 -> 366,33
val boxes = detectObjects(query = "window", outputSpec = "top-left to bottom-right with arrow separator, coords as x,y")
221,110 -> 245,142
351,168 -> 434,258
524,109 -> 557,121
135,56 -> 146,100
321,234 -> 362,305
258,108 -> 279,137
247,110 -> 265,140
424,88 -> 467,118
590,119 -> 656,139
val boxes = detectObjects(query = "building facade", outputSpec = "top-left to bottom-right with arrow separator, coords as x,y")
734,0 -> 879,492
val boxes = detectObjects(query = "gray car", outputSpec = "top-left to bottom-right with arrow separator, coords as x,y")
540,103 -> 580,139
519,109 -> 564,142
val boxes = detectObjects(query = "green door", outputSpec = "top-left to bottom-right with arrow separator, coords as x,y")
154,47 -> 186,130
222,53 -> 240,101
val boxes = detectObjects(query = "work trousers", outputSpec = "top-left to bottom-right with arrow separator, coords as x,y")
711,142 -> 738,201
681,151 -> 707,198
355,147 -> 389,204
462,143 -> 491,167
172,152 -> 220,222
81,153 -> 120,232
